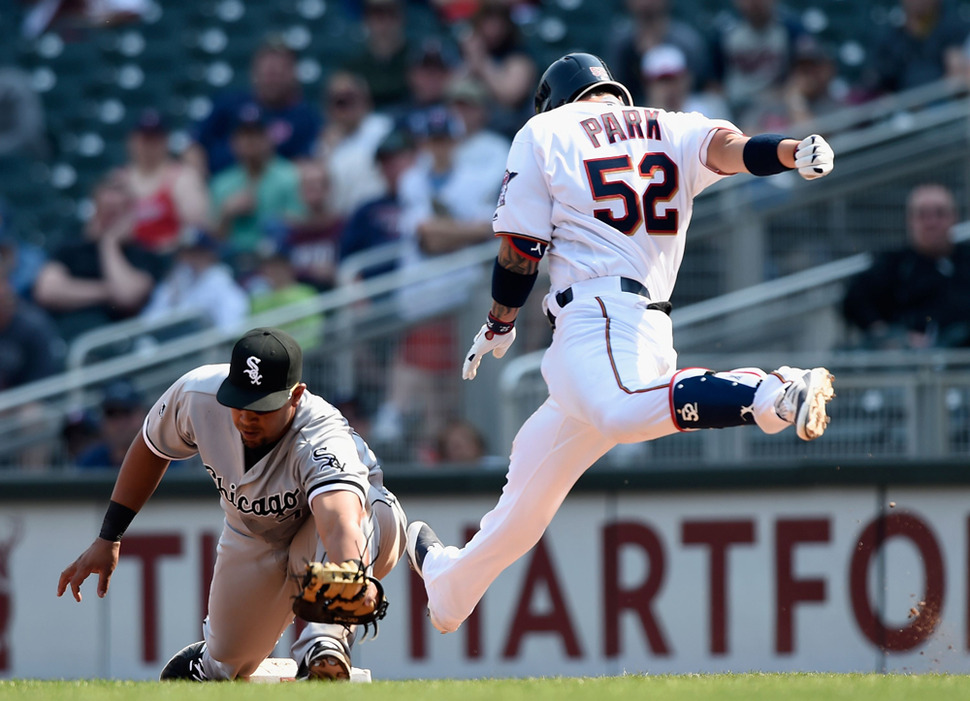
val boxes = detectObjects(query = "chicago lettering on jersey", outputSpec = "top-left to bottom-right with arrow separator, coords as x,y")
580,108 -> 662,148
204,464 -> 303,520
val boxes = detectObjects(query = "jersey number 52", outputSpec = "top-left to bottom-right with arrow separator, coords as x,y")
584,153 -> 679,236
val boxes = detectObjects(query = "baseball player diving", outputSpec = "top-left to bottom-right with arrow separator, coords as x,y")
406,53 -> 837,634
57,327 -> 407,681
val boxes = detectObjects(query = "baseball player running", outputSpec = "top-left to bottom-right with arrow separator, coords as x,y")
407,53 -> 836,634
57,327 -> 407,680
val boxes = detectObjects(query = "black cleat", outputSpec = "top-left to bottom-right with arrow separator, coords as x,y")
159,641 -> 209,681
406,521 -> 442,579
296,638 -> 351,681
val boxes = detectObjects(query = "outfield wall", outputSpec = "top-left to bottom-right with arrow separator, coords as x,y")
2,463 -> 970,680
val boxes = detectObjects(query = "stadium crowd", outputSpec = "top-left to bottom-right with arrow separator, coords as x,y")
3,0 -> 970,468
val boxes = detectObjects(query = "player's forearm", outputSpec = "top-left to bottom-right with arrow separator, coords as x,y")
312,491 -> 371,565
709,131 -> 798,174
490,237 -> 540,322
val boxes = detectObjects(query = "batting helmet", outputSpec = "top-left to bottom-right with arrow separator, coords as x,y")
534,52 -> 633,114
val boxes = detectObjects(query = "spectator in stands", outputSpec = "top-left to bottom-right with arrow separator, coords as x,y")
0,200 -> 47,301
74,378 -> 147,471
640,44 -> 732,120
32,171 -> 168,342
430,418 -> 503,468
316,71 -> 393,219
843,183 -> 970,349
340,0 -> 411,111
186,36 -> 321,176
771,36 -> 846,130
860,0 -> 970,98
139,229 -> 249,334
709,0 -> 806,133
370,106 -> 499,454
608,0 -> 712,105
119,109 -> 210,255
398,37 -> 460,124
340,127 -> 416,279
445,77 -> 510,190
280,160 -> 347,291
209,102 -> 306,275
61,408 -> 100,465
400,106 -> 498,259
456,0 -> 537,134
0,276 -> 65,389
249,251 -> 323,350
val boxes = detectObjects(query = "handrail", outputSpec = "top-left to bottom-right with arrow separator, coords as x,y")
66,308 -> 215,371
336,241 -> 406,288
0,239 -> 500,415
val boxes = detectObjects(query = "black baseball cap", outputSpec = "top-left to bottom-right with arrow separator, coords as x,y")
217,328 -> 303,411
232,101 -> 268,132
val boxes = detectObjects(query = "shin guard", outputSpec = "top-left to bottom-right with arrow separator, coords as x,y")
670,368 -> 761,430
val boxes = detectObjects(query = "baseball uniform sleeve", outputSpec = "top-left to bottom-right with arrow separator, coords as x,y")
297,408 -> 373,510
142,369 -> 203,461
670,112 -> 741,193
492,130 -> 554,242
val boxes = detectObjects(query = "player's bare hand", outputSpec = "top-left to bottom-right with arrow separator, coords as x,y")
57,539 -> 120,602
795,134 -> 834,180
462,324 -> 516,380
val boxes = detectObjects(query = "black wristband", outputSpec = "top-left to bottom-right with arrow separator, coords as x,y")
492,258 -> 538,309
742,133 -> 792,176
99,500 -> 138,542
486,313 -> 515,335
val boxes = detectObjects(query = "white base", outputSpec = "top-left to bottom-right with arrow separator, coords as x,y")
249,657 -> 372,683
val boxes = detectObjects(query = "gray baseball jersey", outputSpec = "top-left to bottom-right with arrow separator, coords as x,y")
142,363 -> 383,548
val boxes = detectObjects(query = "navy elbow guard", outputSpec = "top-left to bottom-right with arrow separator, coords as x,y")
492,258 -> 538,309
742,134 -> 792,176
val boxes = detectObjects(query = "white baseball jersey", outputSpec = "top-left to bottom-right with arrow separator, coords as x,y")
143,364 -> 383,548
492,100 -> 739,303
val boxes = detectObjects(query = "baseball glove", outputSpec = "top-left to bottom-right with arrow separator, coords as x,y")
291,559 -> 388,629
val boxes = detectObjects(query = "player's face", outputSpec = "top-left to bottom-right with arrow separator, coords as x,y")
230,385 -> 305,448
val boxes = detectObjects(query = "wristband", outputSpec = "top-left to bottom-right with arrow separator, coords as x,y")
99,500 -> 138,542
486,313 -> 515,335
492,258 -> 538,309
742,133 -> 792,176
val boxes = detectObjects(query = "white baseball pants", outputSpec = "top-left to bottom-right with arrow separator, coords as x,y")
421,279 -> 791,632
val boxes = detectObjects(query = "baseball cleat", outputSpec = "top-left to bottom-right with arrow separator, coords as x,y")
297,638 -> 351,681
159,640 -> 209,681
773,366 -> 835,441
406,521 -> 442,579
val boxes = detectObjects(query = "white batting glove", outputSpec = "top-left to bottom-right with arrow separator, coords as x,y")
462,322 -> 516,380
794,134 -> 834,180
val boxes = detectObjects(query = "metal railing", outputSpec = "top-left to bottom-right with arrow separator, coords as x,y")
500,348 -> 970,468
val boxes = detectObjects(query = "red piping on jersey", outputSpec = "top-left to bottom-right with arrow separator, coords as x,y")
597,297 -> 670,396
497,232 -> 546,261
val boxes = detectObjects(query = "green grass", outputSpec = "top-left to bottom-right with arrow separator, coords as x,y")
3,675 -> 970,701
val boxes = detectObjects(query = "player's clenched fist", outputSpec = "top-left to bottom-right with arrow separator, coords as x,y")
462,323 -> 516,380
795,134 -> 834,180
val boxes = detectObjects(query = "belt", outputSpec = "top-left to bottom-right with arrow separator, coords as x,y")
546,277 -> 672,327
555,277 -> 652,308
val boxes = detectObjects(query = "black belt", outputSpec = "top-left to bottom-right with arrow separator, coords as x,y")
547,277 -> 672,327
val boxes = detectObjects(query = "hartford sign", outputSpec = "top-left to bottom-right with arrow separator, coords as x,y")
6,487 -> 970,679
